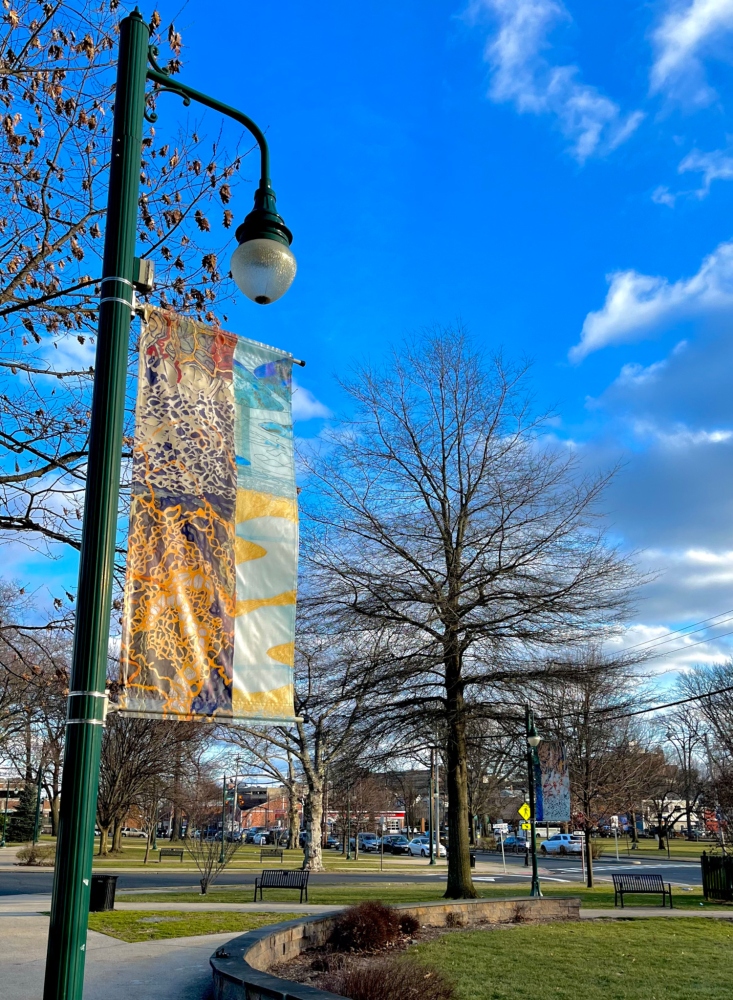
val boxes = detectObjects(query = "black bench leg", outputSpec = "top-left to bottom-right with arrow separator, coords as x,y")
668,885 -> 673,909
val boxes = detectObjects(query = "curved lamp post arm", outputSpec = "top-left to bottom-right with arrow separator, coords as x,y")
146,46 -> 271,186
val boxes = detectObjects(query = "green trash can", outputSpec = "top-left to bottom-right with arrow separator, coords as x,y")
89,874 -> 118,912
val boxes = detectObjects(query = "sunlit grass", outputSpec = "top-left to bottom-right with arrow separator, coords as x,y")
87,908 -> 299,942
410,919 -> 733,1000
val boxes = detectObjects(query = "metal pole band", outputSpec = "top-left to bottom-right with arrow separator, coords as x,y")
100,276 -> 134,287
66,692 -> 108,725
99,296 -> 133,307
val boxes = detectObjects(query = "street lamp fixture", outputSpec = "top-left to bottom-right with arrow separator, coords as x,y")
146,47 -> 296,305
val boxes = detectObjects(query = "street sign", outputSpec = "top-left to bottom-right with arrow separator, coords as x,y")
610,815 -> 619,828
518,802 -> 531,821
493,823 -> 509,833
520,822 -> 531,831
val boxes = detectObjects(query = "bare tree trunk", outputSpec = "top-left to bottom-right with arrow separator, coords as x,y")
98,824 -> 111,856
112,821 -> 123,853
445,648 -> 476,899
303,781 -> 324,872
144,829 -> 151,864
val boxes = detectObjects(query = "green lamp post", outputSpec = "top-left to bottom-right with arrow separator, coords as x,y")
525,705 -> 542,898
1,776 -> 10,847
43,11 -> 295,1000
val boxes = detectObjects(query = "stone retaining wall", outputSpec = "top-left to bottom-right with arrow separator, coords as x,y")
211,896 -> 580,999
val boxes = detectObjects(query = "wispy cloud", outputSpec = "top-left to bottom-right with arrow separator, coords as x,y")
468,0 -> 643,161
650,0 -> 733,106
569,239 -> 733,361
292,380 -> 332,421
653,145 -> 733,206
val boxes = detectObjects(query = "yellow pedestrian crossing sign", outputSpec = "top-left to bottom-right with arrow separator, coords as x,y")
518,802 -> 531,821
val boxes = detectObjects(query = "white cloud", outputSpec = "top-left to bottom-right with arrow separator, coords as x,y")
469,0 -> 643,161
652,184 -> 678,207
653,146 -> 733,206
650,0 -> 733,105
291,380 -> 332,421
569,239 -> 733,361
679,145 -> 733,194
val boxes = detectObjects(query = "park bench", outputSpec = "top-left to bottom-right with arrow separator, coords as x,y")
253,868 -> 309,903
158,847 -> 184,862
260,847 -> 284,863
612,873 -> 673,908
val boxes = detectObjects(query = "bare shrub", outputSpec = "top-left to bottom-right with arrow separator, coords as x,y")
330,901 -> 401,952
323,957 -> 455,1000
398,913 -> 420,936
16,843 -> 56,866
445,911 -> 465,928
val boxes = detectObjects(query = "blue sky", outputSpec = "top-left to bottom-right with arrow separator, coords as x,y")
13,0 -> 733,687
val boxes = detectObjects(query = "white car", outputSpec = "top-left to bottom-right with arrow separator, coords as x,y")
540,833 -> 583,855
407,837 -> 446,858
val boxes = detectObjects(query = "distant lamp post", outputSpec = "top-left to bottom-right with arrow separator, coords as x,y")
33,766 -> 44,845
1,776 -> 10,847
525,705 -> 542,898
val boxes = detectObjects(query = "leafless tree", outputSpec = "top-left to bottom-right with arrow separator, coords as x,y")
96,713 -> 207,854
531,648 -> 652,885
299,328 -> 638,896
180,754 -> 239,894
660,705 -> 705,839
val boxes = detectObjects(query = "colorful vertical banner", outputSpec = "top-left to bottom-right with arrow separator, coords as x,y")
119,308 -> 298,722
534,741 -> 570,823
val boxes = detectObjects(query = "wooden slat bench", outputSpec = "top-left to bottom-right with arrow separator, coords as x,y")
158,847 -> 184,862
612,873 -> 673,908
260,847 -> 284,863
253,868 -> 309,903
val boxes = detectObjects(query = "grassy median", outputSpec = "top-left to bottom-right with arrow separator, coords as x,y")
87,909 -> 299,942
410,919 -> 733,1000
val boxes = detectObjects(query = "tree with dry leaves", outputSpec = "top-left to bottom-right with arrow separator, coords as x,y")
0,1 -> 245,559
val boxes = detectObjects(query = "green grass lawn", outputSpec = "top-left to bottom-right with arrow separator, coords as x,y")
87,909 -> 299,942
118,880 -> 721,910
410,919 -> 733,1000
592,837 -> 717,860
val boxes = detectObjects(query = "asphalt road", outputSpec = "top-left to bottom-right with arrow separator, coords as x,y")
0,850 -> 702,895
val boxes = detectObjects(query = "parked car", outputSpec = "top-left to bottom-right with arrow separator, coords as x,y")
385,835 -> 411,855
540,833 -> 583,855
325,835 -> 341,850
358,833 -> 380,852
407,837 -> 446,858
245,827 -> 267,844
502,835 -> 528,853
121,827 -> 146,838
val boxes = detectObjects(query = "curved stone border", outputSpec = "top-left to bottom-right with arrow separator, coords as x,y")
210,896 -> 581,999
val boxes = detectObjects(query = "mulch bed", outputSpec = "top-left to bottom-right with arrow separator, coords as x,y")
270,919 -> 520,993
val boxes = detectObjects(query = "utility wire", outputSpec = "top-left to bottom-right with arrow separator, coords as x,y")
618,609 -> 733,654
596,683 -> 733,721
640,627 -> 733,664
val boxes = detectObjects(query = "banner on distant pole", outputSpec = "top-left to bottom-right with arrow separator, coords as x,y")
534,741 -> 570,823
119,308 -> 298,723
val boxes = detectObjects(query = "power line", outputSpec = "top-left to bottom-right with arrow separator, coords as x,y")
597,683 -> 733,721
640,627 -> 733,664
619,609 -> 733,654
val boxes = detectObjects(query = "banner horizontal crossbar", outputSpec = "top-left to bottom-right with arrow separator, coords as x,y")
116,708 -> 302,725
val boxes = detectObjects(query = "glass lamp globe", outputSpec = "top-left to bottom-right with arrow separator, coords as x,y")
528,732 -> 541,748
230,238 -> 297,305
